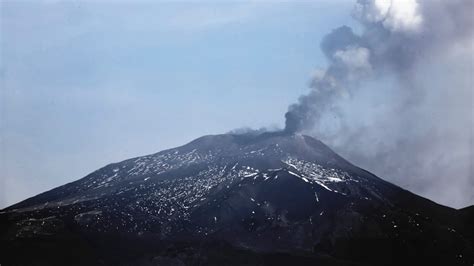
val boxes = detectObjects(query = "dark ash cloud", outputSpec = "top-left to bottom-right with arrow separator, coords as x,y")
283,0 -> 474,208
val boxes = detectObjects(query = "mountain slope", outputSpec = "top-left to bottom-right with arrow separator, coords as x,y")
1,132 -> 472,265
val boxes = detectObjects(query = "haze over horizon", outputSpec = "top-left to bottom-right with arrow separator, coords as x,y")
1,0 -> 473,209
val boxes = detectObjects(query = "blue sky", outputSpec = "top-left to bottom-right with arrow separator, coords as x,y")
0,0 -> 357,207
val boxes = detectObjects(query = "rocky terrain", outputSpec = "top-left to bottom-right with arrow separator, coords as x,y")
1,132 -> 473,265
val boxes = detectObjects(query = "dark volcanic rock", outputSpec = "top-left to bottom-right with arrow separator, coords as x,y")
1,133 -> 473,265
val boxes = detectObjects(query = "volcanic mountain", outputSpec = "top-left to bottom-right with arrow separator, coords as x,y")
1,132 -> 473,265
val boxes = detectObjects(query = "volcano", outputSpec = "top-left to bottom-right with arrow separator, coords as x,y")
1,132 -> 473,265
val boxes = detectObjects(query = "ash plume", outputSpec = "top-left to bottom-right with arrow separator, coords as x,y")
284,0 -> 474,207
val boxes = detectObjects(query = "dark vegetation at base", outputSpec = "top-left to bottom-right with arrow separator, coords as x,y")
1,230 -> 473,266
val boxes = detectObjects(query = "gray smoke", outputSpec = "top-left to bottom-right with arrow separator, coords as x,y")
284,0 -> 474,208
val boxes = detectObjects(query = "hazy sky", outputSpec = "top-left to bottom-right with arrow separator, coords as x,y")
1,0 -> 472,209
0,0 -> 356,208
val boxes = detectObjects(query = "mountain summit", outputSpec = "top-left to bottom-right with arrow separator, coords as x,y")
1,133 -> 473,265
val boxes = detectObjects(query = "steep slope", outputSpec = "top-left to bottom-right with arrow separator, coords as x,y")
1,132 -> 472,265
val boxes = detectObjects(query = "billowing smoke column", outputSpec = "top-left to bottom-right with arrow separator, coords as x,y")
283,0 -> 473,208
284,0 -> 473,134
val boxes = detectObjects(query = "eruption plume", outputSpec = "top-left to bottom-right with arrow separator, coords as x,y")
283,0 -> 474,207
